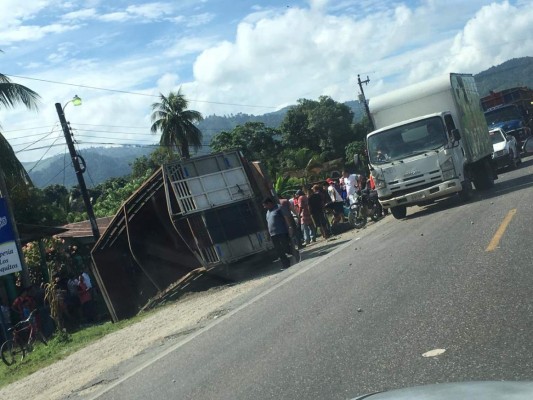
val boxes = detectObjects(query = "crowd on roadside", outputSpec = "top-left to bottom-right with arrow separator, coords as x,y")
263,170 -> 389,270
0,269 -> 98,343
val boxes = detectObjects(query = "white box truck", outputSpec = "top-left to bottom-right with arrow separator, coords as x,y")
366,73 -> 496,219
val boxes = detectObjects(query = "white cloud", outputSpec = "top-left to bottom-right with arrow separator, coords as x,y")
0,0 -> 80,45
185,12 -> 215,27
98,12 -> 131,22
163,35 -> 218,58
447,1 -> 533,72
99,2 -> 175,23
61,8 -> 98,21
180,0 -> 533,115
126,2 -> 174,19
0,23 -> 78,45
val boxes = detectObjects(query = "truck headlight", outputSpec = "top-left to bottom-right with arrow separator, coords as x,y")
373,171 -> 386,189
440,157 -> 455,181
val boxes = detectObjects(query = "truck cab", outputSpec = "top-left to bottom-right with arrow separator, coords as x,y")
367,113 -> 464,219
367,73 -> 495,220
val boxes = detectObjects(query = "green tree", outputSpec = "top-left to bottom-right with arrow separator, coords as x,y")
278,147 -> 318,171
210,122 -> 281,174
0,68 -> 40,190
92,174 -> 152,218
11,186 -> 68,225
130,147 -> 180,179
281,96 -> 355,159
150,89 -> 203,159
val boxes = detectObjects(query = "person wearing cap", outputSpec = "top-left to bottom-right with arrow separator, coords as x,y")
296,189 -> 315,245
326,178 -> 346,224
262,197 -> 300,269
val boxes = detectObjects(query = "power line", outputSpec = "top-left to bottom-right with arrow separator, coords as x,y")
72,128 -> 154,136
75,134 -> 157,142
4,73 -> 278,109
14,124 -> 59,153
71,122 -> 148,129
15,143 -> 66,153
42,160 -> 73,188
27,137 -> 64,173
8,129 -> 63,141
12,135 -> 63,147
1,125 -> 55,133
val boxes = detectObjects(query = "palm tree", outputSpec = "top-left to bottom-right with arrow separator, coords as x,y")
150,89 -> 203,159
0,70 -> 40,187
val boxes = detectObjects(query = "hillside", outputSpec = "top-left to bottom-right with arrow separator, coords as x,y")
474,57 -> 533,96
24,146 -> 153,188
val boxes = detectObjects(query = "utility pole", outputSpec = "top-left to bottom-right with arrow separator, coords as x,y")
55,102 -> 100,240
357,74 -> 374,131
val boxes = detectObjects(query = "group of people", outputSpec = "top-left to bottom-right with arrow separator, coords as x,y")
53,271 -> 97,326
0,270 -> 98,342
263,170 -> 378,270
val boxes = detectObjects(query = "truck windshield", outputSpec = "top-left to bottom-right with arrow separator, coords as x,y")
368,117 -> 448,164
485,105 -> 521,125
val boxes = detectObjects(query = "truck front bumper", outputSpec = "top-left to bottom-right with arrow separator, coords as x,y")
380,178 -> 462,209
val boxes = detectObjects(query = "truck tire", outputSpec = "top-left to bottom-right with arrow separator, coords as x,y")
472,159 -> 494,191
458,177 -> 473,202
390,205 -> 407,219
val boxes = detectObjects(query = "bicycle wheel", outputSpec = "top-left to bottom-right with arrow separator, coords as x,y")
1,340 -> 26,366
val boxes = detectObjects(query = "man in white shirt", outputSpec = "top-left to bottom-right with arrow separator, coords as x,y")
342,170 -> 362,205
326,178 -> 346,223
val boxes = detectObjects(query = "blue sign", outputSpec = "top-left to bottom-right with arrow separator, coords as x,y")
0,197 -> 22,277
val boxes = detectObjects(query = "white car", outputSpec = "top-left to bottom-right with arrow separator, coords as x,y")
490,128 -> 521,170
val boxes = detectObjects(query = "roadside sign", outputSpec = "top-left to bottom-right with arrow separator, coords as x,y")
0,197 -> 23,277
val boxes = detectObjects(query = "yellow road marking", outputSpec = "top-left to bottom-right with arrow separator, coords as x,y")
485,209 -> 517,252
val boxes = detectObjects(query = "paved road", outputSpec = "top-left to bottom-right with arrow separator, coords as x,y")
92,157 -> 533,400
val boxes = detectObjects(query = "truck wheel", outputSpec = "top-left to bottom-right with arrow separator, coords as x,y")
472,160 -> 494,191
458,178 -> 473,202
390,205 -> 407,219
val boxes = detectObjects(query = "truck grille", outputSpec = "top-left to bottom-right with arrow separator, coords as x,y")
381,180 -> 443,200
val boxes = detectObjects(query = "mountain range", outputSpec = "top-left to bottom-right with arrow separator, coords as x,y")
23,57 -> 533,189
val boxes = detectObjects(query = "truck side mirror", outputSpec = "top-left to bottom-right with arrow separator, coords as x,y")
353,154 -> 361,167
451,129 -> 461,141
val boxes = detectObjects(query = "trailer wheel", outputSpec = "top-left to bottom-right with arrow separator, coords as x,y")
390,205 -> 407,219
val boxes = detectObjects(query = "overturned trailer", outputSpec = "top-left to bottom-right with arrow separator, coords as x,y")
91,151 -> 273,321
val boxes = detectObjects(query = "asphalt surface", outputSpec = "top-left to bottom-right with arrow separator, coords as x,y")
91,157 -> 533,400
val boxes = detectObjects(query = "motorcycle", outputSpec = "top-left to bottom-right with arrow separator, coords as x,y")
346,189 -> 381,229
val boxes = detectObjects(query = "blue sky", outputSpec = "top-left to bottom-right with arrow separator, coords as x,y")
1,0 -> 532,162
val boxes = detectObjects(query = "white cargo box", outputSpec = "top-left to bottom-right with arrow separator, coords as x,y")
165,152 -> 254,216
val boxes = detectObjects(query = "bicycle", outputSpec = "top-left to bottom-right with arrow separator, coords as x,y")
1,309 -> 48,366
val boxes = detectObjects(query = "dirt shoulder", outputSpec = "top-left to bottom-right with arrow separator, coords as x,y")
0,218 -> 387,400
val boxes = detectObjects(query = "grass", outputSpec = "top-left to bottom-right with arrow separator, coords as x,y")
0,313 -> 146,389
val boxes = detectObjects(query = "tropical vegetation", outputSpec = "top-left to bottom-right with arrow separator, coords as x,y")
150,89 -> 204,158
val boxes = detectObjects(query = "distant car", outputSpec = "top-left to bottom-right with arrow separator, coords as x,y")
490,128 -> 520,170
